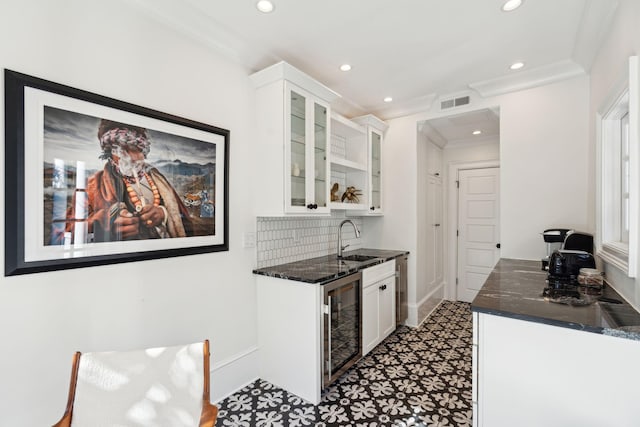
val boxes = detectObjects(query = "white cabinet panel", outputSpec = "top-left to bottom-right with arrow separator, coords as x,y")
362,260 -> 396,356
362,283 -> 380,355
426,175 -> 444,292
476,312 -> 640,427
379,277 -> 396,339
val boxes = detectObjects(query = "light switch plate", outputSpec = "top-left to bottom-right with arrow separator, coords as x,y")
243,232 -> 256,248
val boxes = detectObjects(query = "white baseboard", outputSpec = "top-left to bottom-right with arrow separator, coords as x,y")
406,282 -> 445,327
210,346 -> 259,403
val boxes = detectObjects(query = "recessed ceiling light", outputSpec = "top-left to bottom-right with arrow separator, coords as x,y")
256,0 -> 274,13
472,130 -> 482,135
502,0 -> 523,12
340,64 -> 352,72
510,61 -> 525,70
384,97 -> 393,103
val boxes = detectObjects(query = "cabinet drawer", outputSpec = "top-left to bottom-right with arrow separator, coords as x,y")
362,260 -> 396,287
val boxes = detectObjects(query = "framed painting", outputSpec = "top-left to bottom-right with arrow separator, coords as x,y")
4,69 -> 229,275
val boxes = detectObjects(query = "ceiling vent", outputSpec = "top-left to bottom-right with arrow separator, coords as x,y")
440,95 -> 470,110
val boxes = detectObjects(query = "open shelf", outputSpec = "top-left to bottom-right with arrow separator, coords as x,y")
331,157 -> 367,173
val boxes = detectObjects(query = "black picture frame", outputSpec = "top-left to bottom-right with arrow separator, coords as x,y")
4,69 -> 229,276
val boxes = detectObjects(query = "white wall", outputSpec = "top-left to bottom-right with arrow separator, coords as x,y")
443,140 -> 500,168
366,114 -> 419,312
588,0 -> 640,309
0,1 -> 259,425
378,75 -> 589,321
499,77 -> 590,259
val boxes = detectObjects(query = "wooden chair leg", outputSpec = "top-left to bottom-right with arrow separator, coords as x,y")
52,352 -> 81,427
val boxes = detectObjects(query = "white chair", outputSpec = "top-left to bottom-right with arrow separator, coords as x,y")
52,340 -> 218,427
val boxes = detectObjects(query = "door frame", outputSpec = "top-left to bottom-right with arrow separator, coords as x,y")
446,159 -> 500,301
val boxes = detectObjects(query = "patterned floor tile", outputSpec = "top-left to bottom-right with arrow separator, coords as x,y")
217,300 -> 472,427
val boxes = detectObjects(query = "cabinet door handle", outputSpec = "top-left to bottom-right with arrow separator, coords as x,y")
435,172 -> 440,177
434,223 -> 441,227
370,206 -> 375,211
379,284 -> 387,291
496,243 -> 501,249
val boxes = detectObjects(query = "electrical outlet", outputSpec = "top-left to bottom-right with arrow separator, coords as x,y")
243,232 -> 256,248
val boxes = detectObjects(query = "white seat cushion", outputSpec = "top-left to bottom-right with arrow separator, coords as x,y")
70,342 -> 204,427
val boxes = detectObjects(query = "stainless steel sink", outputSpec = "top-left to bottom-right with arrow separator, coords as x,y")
338,254 -> 378,262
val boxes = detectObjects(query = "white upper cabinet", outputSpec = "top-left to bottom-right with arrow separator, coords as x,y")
251,62 -> 339,215
287,84 -> 331,213
354,115 -> 389,215
329,112 -> 368,210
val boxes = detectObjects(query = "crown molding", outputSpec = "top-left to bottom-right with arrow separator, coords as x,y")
128,0 -> 276,70
249,61 -> 341,103
468,60 -> 586,98
371,93 -> 438,121
572,0 -> 620,72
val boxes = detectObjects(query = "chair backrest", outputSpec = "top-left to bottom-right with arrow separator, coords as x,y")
53,340 -> 217,427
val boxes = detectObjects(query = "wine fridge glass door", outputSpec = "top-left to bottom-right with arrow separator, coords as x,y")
323,273 -> 362,388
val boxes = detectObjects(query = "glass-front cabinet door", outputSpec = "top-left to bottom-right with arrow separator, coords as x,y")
289,89 -> 307,208
285,82 -> 330,214
369,129 -> 383,213
313,102 -> 328,209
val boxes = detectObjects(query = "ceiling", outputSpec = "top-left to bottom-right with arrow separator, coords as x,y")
422,108 -> 500,147
131,0 -> 618,120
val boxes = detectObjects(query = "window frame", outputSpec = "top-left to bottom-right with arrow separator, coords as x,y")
596,56 -> 639,278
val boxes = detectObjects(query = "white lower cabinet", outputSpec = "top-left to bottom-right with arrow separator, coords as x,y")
256,260 -> 397,404
473,312 -> 640,427
256,275 -> 323,404
362,260 -> 396,355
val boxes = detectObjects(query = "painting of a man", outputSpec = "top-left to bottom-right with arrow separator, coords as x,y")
44,107 -> 217,246
77,119 -> 194,241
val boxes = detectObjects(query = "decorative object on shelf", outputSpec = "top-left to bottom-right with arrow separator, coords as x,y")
330,183 -> 340,202
4,69 -> 230,276
341,186 -> 362,203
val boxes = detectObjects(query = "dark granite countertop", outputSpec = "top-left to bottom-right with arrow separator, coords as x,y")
253,248 -> 409,285
471,258 -> 640,341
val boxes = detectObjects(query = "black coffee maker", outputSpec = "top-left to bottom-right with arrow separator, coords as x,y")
548,249 -> 596,281
541,229 -> 594,271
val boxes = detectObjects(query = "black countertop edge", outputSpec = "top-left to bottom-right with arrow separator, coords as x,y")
253,249 -> 409,285
471,258 -> 640,341
472,306 -> 605,335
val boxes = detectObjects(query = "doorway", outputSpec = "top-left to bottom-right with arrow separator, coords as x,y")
455,166 -> 501,302
419,107 -> 501,307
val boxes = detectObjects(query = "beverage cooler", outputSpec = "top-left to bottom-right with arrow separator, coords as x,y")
322,272 -> 361,388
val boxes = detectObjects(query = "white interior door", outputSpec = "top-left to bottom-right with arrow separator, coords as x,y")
457,167 -> 500,302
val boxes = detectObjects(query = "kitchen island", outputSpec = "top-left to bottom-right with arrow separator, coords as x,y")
471,259 -> 640,427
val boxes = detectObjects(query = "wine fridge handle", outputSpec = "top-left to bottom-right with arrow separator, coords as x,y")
326,296 -> 332,377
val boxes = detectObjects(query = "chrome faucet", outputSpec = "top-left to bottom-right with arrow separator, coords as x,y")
337,219 -> 361,258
